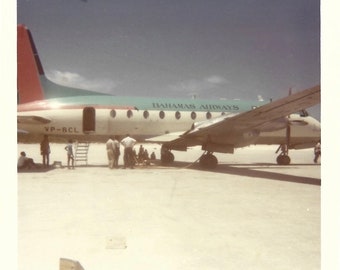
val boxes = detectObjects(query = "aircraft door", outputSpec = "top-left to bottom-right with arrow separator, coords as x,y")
83,107 -> 95,133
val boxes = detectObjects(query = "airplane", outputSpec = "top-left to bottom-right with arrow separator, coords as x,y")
17,24 -> 321,169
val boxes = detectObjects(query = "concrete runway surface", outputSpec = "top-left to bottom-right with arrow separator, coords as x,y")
17,143 -> 320,270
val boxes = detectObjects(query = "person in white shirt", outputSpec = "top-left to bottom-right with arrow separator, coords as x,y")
106,136 -> 115,169
17,151 -> 35,170
112,136 -> 121,168
64,140 -> 74,169
313,140 -> 321,163
120,134 -> 136,169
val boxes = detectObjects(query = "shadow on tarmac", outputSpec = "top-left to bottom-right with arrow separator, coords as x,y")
170,160 -> 321,186
17,160 -> 321,186
214,164 -> 320,186
17,164 -> 57,173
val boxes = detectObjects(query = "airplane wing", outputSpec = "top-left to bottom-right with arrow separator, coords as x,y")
145,132 -> 186,143
17,115 -> 51,124
147,85 -> 320,151
186,85 -> 320,135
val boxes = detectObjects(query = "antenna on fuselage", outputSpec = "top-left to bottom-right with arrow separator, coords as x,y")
190,94 -> 197,99
257,95 -> 264,102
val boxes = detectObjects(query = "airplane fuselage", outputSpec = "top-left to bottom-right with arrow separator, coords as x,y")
17,95 -> 321,149
17,96 -> 254,136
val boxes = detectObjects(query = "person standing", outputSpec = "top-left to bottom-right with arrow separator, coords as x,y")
64,139 -> 74,169
120,134 -> 136,169
112,136 -> 120,168
314,140 -> 321,163
138,145 -> 144,164
106,136 -> 115,169
40,135 -> 50,168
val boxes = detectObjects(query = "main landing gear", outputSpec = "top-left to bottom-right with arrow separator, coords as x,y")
199,152 -> 218,169
160,146 -> 175,165
161,146 -> 219,169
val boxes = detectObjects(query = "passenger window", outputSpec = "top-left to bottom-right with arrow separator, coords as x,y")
143,110 -> 149,119
175,111 -> 181,119
110,109 -> 116,118
206,111 -> 212,119
191,111 -> 197,120
159,111 -> 165,119
127,110 -> 133,118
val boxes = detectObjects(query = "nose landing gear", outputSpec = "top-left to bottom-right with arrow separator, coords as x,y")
275,122 -> 292,165
276,153 -> 291,165
275,144 -> 291,165
160,144 -> 219,169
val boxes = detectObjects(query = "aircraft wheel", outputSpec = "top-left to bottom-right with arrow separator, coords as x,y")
199,154 -> 218,169
161,151 -> 175,165
276,154 -> 291,165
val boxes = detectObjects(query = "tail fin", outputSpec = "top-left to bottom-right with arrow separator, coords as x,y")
17,25 -> 110,104
17,24 -> 45,104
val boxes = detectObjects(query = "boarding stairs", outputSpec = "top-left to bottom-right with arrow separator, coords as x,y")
74,141 -> 90,166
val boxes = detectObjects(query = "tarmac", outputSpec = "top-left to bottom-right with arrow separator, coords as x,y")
17,143 -> 320,270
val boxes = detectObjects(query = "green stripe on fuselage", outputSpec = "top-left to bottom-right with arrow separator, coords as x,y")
40,75 -> 266,112
46,95 -> 266,113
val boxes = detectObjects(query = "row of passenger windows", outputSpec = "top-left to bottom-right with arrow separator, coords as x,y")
110,109 -> 226,120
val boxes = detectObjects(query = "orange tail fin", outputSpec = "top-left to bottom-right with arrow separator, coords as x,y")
17,24 -> 45,104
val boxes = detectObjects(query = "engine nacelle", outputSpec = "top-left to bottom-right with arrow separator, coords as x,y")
202,142 -> 234,154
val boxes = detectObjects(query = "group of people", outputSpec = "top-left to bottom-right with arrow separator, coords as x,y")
17,135 -> 51,170
138,145 -> 156,165
17,135 -> 75,170
17,134 -> 153,171
105,134 -> 156,169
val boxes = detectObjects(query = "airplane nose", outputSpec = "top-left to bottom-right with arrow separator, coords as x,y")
311,117 -> 321,132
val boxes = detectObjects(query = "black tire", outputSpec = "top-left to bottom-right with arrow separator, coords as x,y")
276,155 -> 291,165
161,151 -> 175,165
199,154 -> 218,169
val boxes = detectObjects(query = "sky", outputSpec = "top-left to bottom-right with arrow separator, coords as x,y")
17,0 -> 320,118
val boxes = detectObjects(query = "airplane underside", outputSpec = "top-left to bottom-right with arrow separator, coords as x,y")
17,116 -> 319,169
160,144 -> 309,169
159,128 -> 319,169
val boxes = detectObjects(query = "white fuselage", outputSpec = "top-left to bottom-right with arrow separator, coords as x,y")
18,106 -> 321,148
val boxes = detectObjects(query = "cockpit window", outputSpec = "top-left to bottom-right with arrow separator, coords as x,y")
297,110 -> 309,117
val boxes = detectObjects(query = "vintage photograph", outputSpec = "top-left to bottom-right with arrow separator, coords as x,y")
12,1 -> 328,269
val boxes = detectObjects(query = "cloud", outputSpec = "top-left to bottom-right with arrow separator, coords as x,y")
46,70 -> 119,94
168,75 -> 228,97
205,75 -> 228,85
